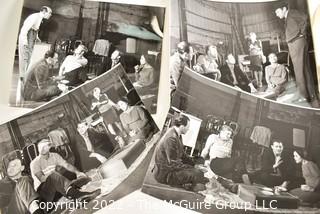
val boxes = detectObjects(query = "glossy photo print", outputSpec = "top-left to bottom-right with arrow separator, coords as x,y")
169,0 -> 320,109
0,64 -> 161,214
142,66 -> 320,213
10,0 -> 165,114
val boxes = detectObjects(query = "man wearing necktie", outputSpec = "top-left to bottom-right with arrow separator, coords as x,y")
275,5 -> 319,107
153,114 -> 208,191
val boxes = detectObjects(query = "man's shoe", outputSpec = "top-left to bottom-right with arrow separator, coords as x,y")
69,176 -> 92,188
310,99 -> 320,108
193,183 -> 206,192
78,189 -> 101,202
217,176 -> 238,193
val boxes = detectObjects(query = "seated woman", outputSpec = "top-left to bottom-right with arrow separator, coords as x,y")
201,125 -> 235,178
133,55 -> 154,88
193,45 -> 221,81
117,97 -> 152,141
265,53 -> 287,96
290,150 -> 320,205
77,122 -> 118,163
58,44 -> 88,86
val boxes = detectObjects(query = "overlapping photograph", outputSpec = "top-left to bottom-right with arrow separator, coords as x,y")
10,0 -> 165,114
169,0 -> 320,108
0,64 -> 161,213
142,66 -> 320,213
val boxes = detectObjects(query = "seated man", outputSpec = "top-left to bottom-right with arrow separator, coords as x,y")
23,50 -> 62,101
59,44 -> 88,86
265,53 -> 287,96
91,87 -> 117,111
201,125 -> 236,178
220,54 -> 257,93
5,156 -> 44,214
118,97 -> 152,141
77,122 -> 118,163
244,140 -> 295,190
193,45 -> 221,81
90,87 -> 125,138
30,139 -> 100,203
98,49 -> 124,75
153,114 -> 208,191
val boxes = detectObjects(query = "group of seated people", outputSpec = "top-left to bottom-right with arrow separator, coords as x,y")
23,43 -> 156,103
3,139 -> 101,214
2,88 -> 158,213
153,114 -> 320,207
170,39 -> 288,98
89,87 -> 155,144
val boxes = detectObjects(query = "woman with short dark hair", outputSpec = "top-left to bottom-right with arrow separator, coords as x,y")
290,150 -> 320,204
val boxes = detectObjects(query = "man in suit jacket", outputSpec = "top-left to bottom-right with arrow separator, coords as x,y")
153,114 -> 207,191
245,140 -> 296,190
170,41 -> 190,91
220,54 -> 256,93
275,6 -> 319,107
23,50 -> 62,101
97,49 -> 126,76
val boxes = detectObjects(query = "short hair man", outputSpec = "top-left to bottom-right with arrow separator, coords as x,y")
153,114 -> 208,191
275,6 -> 318,106
170,41 -> 190,90
23,50 -> 62,101
244,140 -> 295,190
98,49 -> 124,76
265,53 -> 287,95
118,97 -> 152,141
5,156 -> 44,214
59,44 -> 88,86
30,139 -> 100,203
18,6 -> 52,81
220,54 -> 257,93
194,45 -> 221,81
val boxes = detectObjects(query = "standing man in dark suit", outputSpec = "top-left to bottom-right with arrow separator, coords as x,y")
275,5 -> 319,107
153,114 -> 208,191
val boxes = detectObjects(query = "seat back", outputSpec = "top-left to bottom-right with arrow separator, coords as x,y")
22,144 -> 38,173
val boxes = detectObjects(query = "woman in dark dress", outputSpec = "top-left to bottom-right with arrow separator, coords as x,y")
248,32 -> 265,88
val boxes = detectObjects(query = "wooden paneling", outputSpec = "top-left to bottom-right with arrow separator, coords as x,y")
184,0 -> 232,46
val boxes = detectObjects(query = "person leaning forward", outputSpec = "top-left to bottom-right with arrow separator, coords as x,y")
153,114 -> 208,191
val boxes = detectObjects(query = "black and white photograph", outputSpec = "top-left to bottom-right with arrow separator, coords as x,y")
169,0 -> 320,108
10,0 -> 165,114
0,64 -> 160,214
142,67 -> 320,213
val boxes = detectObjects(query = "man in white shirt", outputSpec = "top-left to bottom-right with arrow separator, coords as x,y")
18,6 -> 52,81
58,44 -> 88,86
30,139 -> 100,203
